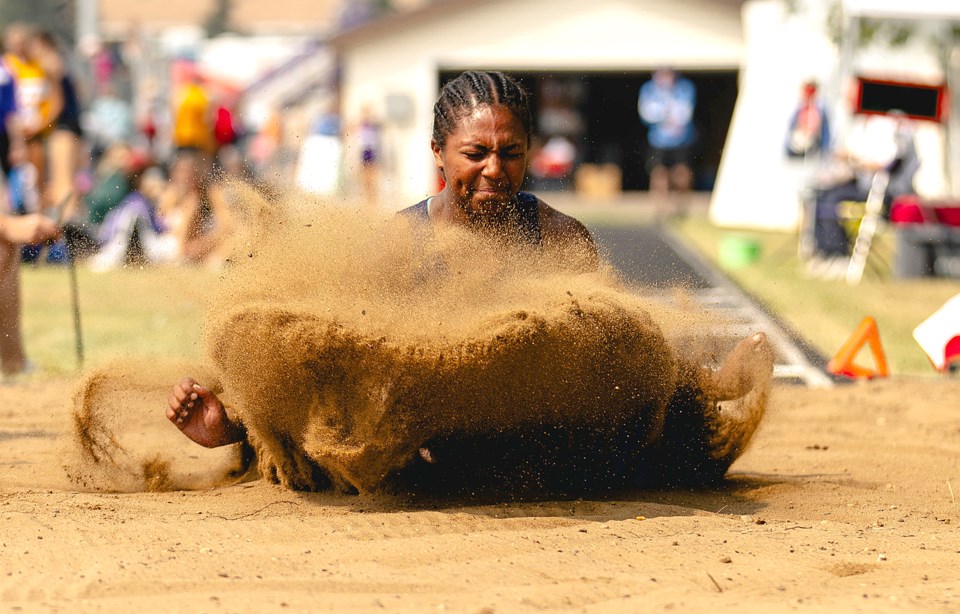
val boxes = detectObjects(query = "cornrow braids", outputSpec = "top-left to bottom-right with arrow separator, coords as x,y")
432,70 -> 532,148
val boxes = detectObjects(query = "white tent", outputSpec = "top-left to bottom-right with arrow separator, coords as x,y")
710,0 -> 960,232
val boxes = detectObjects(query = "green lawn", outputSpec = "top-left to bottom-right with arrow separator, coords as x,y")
19,264 -> 215,375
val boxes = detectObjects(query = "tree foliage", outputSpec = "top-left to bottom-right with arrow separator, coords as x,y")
0,0 -> 75,47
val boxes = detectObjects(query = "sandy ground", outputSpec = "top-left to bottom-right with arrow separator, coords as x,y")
1,376 -> 959,613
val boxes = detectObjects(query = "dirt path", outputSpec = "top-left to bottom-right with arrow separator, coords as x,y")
1,376 -> 959,612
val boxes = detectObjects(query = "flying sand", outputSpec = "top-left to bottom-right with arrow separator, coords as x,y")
71,71 -> 775,496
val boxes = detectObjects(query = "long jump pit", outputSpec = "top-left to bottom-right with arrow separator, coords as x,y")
2,192 -> 959,611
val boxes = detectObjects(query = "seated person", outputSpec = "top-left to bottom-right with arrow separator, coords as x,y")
86,165 -> 177,271
63,142 -> 137,259
155,151 -> 236,267
810,113 -> 919,272
84,142 -> 136,229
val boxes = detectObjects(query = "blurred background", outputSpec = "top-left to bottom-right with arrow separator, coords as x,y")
3,0 -> 959,215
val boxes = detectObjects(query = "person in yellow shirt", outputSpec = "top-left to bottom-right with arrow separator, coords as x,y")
3,23 -> 53,210
173,69 -> 212,154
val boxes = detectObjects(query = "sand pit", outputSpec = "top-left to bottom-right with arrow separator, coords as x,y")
1,190 -> 957,611
3,376 -> 959,611
63,191 -> 772,496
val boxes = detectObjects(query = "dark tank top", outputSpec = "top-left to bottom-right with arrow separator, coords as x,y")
56,75 -> 83,136
398,191 -> 542,245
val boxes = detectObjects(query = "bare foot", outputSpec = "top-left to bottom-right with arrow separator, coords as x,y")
711,332 -> 774,401
166,377 -> 246,448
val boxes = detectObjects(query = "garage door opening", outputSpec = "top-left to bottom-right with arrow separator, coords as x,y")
439,69 -> 739,193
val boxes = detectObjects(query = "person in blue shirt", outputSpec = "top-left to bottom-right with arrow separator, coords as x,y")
638,68 -> 697,217
0,55 -> 24,179
785,80 -> 831,159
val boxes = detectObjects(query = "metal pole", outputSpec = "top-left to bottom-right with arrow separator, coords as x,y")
52,193 -> 84,368
946,42 -> 960,197
75,0 -> 99,49
832,9 -> 859,150
66,243 -> 84,368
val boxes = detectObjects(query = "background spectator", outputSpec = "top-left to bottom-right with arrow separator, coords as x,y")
0,43 -> 26,183
86,163 -> 175,271
156,151 -> 235,267
27,30 -> 84,218
172,68 -> 212,155
2,23 -> 53,212
0,173 -> 59,378
639,67 -> 697,218
786,80 -> 831,160
808,112 -> 919,277
84,83 -> 134,161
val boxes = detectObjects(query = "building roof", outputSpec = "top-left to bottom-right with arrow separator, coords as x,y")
330,0 -> 748,50
99,0 -> 346,37
329,0 -> 478,48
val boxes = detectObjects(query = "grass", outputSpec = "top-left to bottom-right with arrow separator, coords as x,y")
19,264 -> 215,376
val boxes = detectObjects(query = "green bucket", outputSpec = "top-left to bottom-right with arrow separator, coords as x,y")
718,234 -> 761,269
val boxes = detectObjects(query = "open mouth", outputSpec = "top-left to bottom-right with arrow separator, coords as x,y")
473,185 -> 512,197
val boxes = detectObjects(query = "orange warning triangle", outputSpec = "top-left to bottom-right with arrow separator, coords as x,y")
827,316 -> 889,379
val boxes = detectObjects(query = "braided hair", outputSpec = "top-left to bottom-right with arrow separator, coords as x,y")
432,71 -> 532,149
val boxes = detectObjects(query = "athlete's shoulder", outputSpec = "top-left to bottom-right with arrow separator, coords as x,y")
533,196 -> 594,245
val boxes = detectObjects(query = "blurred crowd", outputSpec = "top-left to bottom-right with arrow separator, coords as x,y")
0,22 -> 275,274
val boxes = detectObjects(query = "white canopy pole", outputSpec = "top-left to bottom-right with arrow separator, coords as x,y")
946,44 -> 960,195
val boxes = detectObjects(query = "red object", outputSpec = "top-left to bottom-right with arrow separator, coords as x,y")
890,195 -> 960,227
214,106 -> 237,146
945,335 -> 960,370
126,149 -> 151,174
936,207 -> 960,226
889,196 -> 924,223
141,117 -> 157,140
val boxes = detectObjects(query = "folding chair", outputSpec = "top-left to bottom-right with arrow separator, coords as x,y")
844,169 -> 890,284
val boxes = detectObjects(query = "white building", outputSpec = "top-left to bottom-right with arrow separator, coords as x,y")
331,0 -> 747,208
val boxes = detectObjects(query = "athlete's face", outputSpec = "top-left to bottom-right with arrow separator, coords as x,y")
432,104 -> 529,217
